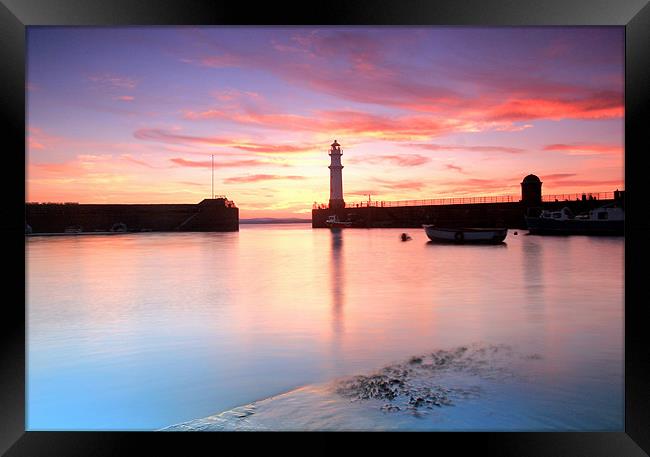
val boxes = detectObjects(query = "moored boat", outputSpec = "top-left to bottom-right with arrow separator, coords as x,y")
525,204 -> 624,235
64,226 -> 83,233
423,225 -> 507,244
325,215 -> 352,229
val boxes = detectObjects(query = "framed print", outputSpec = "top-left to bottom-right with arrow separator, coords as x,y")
2,0 -> 649,455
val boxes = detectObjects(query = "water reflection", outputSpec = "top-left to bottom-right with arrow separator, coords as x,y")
425,241 -> 507,248
521,235 -> 546,321
329,229 -> 345,339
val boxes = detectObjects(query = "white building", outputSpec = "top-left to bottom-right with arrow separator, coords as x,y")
328,140 -> 345,209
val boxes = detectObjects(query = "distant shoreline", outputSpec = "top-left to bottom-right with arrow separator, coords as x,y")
239,218 -> 311,224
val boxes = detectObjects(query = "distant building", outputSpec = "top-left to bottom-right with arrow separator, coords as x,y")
521,174 -> 542,205
328,140 -> 345,210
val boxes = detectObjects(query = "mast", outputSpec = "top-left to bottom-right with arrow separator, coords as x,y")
211,154 -> 214,199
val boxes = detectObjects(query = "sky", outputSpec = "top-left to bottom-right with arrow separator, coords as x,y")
27,27 -> 624,218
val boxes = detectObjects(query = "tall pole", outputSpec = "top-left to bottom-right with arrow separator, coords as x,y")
211,154 -> 214,199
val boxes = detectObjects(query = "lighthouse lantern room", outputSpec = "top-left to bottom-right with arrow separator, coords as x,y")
328,140 -> 345,210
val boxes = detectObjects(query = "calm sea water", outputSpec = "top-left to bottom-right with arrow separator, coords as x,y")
26,225 -> 624,430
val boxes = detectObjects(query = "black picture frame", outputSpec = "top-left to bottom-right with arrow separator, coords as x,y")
2,0 -> 649,455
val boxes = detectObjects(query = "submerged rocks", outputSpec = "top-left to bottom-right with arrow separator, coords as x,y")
409,356 -> 423,365
335,343 -> 538,414
336,374 -> 404,401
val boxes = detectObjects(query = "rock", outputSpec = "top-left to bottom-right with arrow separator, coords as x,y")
409,356 -> 423,365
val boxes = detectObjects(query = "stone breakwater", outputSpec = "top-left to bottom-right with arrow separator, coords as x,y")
335,343 -> 541,414
26,198 -> 239,233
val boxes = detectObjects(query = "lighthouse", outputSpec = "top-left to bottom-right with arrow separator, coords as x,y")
328,140 -> 345,209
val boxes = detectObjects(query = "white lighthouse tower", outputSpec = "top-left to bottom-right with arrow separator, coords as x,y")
328,140 -> 345,209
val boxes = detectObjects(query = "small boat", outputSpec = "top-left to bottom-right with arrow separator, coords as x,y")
525,204 -> 624,235
64,226 -> 83,234
325,215 -> 352,229
423,225 -> 507,244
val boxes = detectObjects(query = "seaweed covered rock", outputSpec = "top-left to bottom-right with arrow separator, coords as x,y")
335,343 -> 537,414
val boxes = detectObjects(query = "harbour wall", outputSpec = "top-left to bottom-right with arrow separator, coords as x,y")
26,198 -> 239,233
311,199 -> 620,229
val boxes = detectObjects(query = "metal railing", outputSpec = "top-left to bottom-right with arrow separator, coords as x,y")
312,190 -> 623,210
541,191 -> 617,202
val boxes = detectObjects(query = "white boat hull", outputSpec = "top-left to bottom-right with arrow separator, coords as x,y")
423,225 -> 507,244
326,221 -> 352,229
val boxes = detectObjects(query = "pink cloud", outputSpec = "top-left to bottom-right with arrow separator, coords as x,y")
543,143 -> 622,155
186,30 -> 622,126
134,128 -> 232,146
87,73 -> 138,90
372,177 -> 425,191
445,164 -> 464,173
541,173 -> 578,180
31,162 -> 79,174
542,179 -> 623,188
200,54 -> 242,68
408,143 -> 526,154
183,108 -> 452,140
212,89 -> 260,102
232,144 -> 315,154
346,190 -> 382,197
347,154 -> 431,167
170,158 -> 271,168
28,137 -> 45,150
186,93 -> 620,137
179,31 -> 622,142
185,81 -> 616,142
27,127 -> 67,152
116,95 -> 135,101
543,40 -> 572,58
134,128 -> 317,154
224,174 -> 306,184
433,177 -> 520,196
482,92 -> 623,122
121,155 -> 157,168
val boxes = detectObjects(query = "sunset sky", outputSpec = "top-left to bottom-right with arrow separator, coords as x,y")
27,27 -> 624,218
